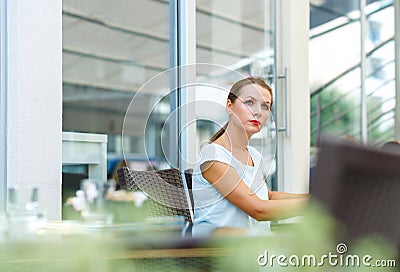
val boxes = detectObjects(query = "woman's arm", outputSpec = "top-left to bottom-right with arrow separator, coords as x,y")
268,191 -> 310,200
201,161 -> 308,221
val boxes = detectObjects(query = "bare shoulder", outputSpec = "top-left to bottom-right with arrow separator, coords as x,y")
200,160 -> 239,185
200,160 -> 244,197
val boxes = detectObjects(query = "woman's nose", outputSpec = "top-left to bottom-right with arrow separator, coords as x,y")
252,104 -> 262,116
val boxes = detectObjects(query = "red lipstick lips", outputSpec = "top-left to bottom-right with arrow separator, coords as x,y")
250,120 -> 261,126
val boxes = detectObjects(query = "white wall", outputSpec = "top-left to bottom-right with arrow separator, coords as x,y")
276,0 -> 310,193
7,0 -> 62,219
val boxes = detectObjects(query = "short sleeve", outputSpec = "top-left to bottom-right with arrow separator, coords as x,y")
197,143 -> 234,167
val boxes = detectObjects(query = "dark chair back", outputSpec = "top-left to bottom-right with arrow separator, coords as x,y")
117,167 -> 192,223
184,168 -> 194,216
311,139 -> 400,247
381,141 -> 400,155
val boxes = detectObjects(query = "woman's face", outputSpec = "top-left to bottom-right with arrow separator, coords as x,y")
227,83 -> 272,137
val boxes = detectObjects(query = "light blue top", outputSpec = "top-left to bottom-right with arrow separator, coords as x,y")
192,143 -> 270,237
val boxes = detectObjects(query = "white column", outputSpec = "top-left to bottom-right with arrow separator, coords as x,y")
276,0 -> 310,193
7,0 -> 62,219
177,0 -> 197,171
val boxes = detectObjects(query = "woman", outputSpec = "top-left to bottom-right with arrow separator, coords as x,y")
192,77 -> 308,237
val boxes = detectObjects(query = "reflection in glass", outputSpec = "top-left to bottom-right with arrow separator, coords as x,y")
366,2 -> 395,145
62,0 -> 171,170
195,0 -> 277,188
309,0 -> 395,147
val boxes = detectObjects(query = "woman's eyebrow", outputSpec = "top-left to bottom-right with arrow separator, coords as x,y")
243,95 -> 271,104
242,96 -> 255,100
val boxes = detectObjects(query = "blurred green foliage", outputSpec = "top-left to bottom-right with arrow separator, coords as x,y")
0,201 -> 398,272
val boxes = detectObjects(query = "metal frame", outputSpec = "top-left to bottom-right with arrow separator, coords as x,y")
395,0 -> 400,140
0,0 -> 7,213
169,0 -> 196,171
271,0 -> 279,192
177,0 -> 196,172
168,0 -> 179,169
360,0 -> 368,143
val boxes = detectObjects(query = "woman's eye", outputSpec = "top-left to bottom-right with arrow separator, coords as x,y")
262,104 -> 270,111
245,100 -> 253,105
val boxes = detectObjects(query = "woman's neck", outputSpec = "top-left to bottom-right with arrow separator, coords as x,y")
216,124 -> 249,152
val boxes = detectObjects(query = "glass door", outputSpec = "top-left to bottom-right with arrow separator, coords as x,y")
194,0 -> 278,189
62,0 -> 173,174
62,0 -> 174,218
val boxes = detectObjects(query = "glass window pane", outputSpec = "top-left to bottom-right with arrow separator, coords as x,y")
310,0 -> 396,146
310,0 -> 362,145
366,1 -> 395,145
62,0 -> 171,173
366,0 -> 394,50
311,69 -> 362,142
195,0 -> 275,131
310,0 -> 361,92
310,0 -> 361,28
195,0 -> 276,188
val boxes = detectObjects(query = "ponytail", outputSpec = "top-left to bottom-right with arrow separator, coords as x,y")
209,122 -> 228,142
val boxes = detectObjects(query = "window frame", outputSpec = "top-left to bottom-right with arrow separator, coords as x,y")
0,0 -> 7,213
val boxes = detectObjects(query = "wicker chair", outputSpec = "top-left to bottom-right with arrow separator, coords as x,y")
117,167 -> 218,270
312,139 -> 400,248
117,167 -> 193,224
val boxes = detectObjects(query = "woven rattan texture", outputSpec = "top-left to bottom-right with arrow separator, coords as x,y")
334,171 -> 400,242
117,167 -> 192,222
